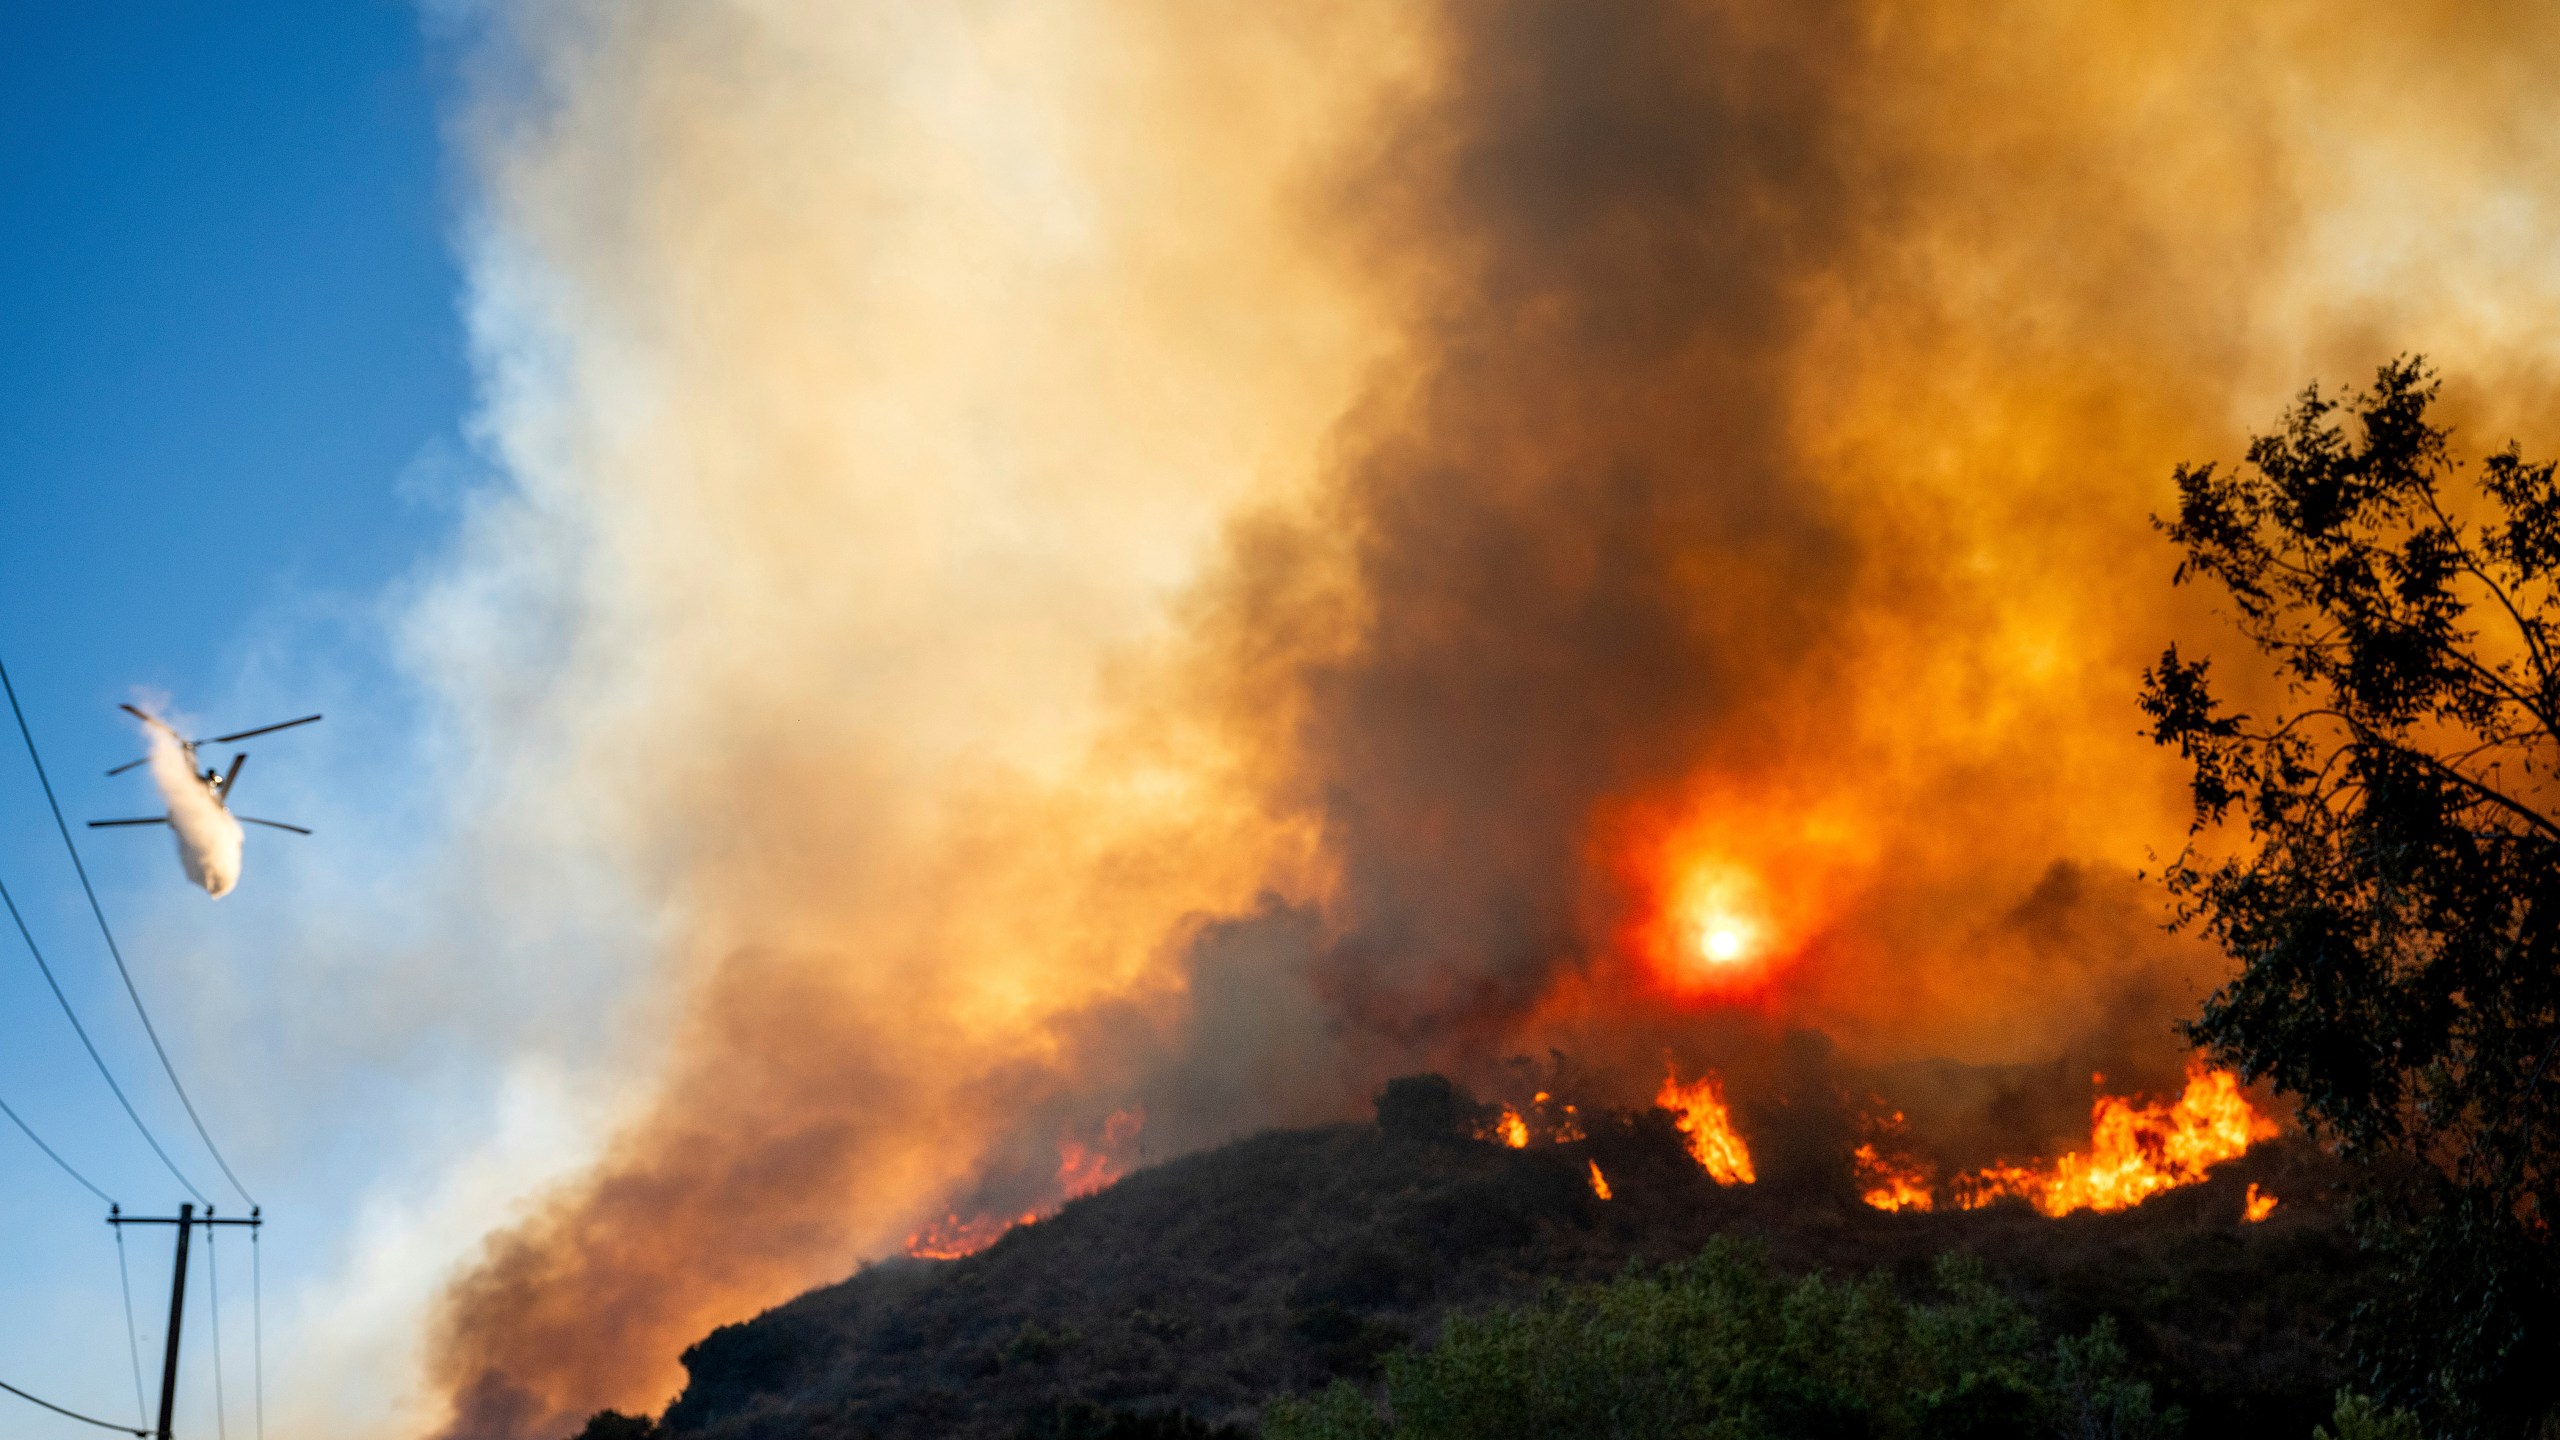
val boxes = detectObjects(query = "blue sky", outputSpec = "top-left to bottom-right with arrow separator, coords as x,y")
0,3 -> 467,1433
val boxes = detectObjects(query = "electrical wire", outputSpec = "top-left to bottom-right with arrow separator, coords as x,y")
114,1220 -> 149,1430
250,1219 -> 264,1440
0,1375 -> 149,1436
0,1087 -> 114,1205
0,657 -> 254,1207
206,1224 -> 229,1440
0,869 -> 203,1202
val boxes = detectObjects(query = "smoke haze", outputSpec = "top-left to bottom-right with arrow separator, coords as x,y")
391,2 -> 2560,1436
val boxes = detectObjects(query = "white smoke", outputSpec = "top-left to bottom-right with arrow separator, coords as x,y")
145,722 -> 245,898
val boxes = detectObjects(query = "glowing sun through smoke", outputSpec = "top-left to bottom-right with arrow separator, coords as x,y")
1587,780 -> 1880,1010
1699,918 -> 1751,965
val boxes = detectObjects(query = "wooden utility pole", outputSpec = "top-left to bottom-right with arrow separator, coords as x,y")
109,1204 -> 261,1440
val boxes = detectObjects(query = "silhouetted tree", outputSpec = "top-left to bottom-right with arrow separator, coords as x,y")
571,1411 -> 660,1440
1375,1074 -> 1473,1144
2145,358 -> 2560,1436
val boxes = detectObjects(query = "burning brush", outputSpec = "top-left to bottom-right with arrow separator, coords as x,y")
1464,1056 -> 2279,1220
1848,1065 -> 2280,1218
907,1058 -> 2280,1266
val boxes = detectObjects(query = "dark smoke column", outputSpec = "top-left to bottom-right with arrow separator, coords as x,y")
1190,0 -> 1870,1071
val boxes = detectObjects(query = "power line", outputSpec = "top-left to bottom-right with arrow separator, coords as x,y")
0,658 -> 255,1207
0,1087 -> 115,1205
0,869 -> 204,1202
207,1226 -> 229,1440
115,1221 -> 150,1430
249,1224 -> 264,1440
0,1374 -> 149,1437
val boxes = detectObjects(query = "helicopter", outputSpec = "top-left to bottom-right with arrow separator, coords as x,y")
88,704 -> 320,898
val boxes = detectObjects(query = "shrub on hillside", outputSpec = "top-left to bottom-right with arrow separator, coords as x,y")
2315,1392 -> 2424,1440
1262,1240 -> 2179,1440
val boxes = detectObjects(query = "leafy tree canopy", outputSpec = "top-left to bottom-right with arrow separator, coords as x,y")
2144,358 -> 2560,1435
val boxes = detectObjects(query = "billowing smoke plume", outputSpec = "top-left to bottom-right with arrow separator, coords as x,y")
412,2 -> 2560,1436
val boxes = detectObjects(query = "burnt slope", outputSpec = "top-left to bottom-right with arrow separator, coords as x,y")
648,1097 -> 2361,1440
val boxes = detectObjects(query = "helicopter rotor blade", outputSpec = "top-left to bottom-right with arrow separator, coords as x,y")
219,753 -> 247,800
204,713 -> 322,745
110,704 -> 190,775
86,817 -> 170,828
235,817 -> 311,835
118,704 -> 184,739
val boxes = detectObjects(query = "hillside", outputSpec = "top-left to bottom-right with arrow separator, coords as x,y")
615,1083 -> 2365,1440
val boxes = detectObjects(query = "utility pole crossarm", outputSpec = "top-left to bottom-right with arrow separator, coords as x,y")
105,1210 -> 263,1229
106,1204 -> 262,1440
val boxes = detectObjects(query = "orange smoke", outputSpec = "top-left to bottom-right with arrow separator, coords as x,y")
1951,1066 -> 2277,1216
1656,1068 -> 1756,1185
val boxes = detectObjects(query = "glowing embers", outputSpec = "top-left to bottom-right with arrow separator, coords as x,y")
1587,1159 -> 1613,1200
1935,1066 -> 2276,1218
1474,1091 -> 1585,1149
2243,1183 -> 2279,1223
1656,1067 -> 1756,1185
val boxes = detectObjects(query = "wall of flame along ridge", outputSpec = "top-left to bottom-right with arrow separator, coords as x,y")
417,1 -> 2560,1435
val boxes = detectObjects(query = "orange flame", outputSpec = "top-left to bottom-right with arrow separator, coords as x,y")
1486,1106 -> 1530,1148
1852,1142 -> 1935,1213
903,1210 -> 1039,1260
1059,1107 -> 1144,1198
1587,1158 -> 1612,1200
1952,1065 -> 2276,1216
1656,1067 -> 1755,1185
905,1109 -> 1145,1258
2243,1182 -> 2278,1222
1056,1141 -> 1116,1198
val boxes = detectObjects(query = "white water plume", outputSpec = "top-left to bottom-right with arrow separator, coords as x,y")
146,722 -> 244,898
